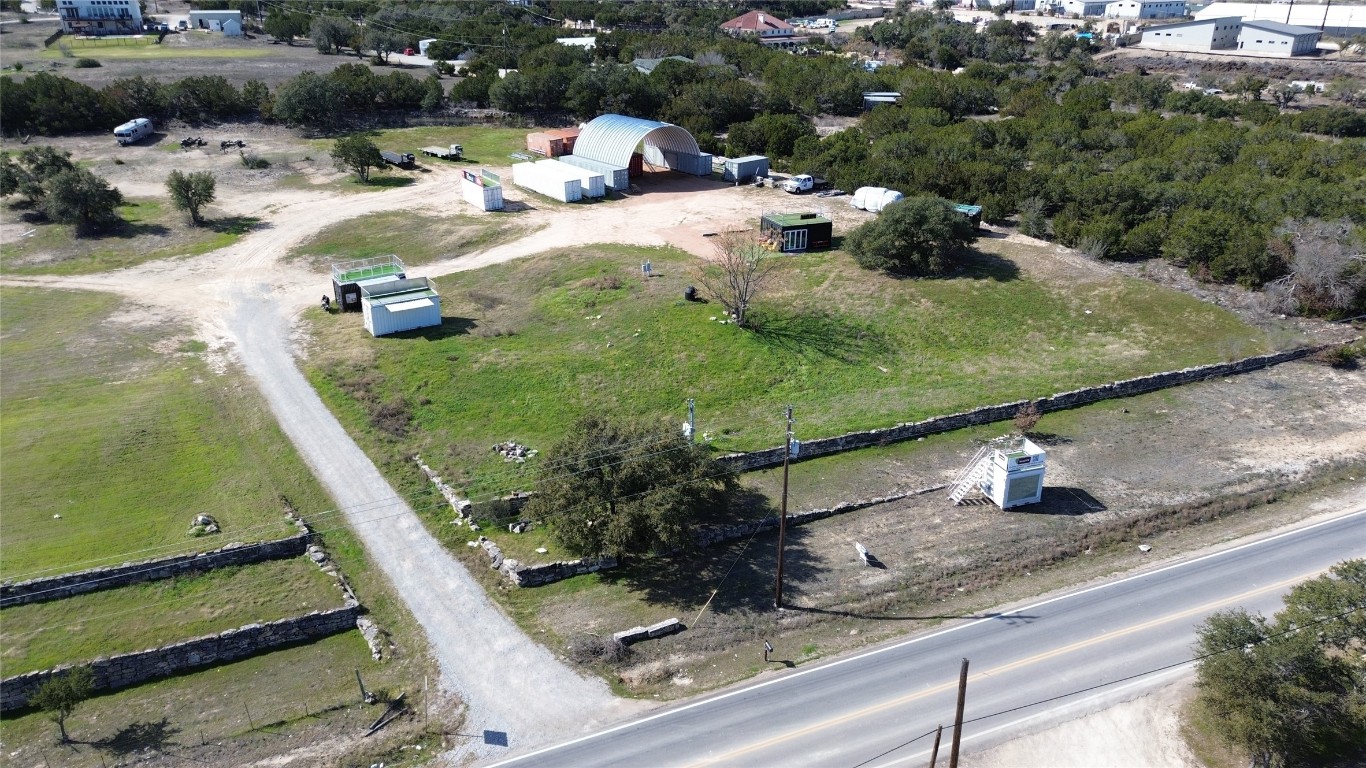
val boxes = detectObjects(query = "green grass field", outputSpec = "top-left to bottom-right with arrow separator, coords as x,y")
40,37 -> 275,61
289,210 -> 531,269
1,198 -> 254,276
308,126 -> 529,167
0,629 -> 412,763
0,287 -> 332,580
304,238 -> 1278,497
0,558 -> 346,677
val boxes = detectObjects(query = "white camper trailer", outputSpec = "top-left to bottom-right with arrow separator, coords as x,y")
114,118 -> 154,146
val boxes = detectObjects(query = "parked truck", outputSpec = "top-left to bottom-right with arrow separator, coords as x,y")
782,174 -> 829,194
420,144 -> 464,161
380,150 -> 416,168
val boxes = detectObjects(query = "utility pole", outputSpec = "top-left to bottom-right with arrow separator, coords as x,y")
928,724 -> 944,768
948,658 -> 969,768
774,405 -> 794,610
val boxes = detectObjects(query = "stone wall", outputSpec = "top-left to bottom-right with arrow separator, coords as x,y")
499,487 -> 945,588
0,517 -> 314,608
500,554 -> 620,587
1,602 -> 360,712
721,347 -> 1324,472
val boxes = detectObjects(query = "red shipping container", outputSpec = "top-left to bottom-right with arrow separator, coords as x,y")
628,151 -> 644,177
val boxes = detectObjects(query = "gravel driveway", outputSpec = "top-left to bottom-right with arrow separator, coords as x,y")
228,290 -> 643,762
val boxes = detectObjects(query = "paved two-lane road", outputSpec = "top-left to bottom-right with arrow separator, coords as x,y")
487,507 -> 1365,767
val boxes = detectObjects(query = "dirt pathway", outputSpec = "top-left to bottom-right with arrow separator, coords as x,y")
0,170 -> 770,761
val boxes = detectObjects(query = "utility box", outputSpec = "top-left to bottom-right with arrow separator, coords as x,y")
760,212 -> 833,252
331,255 -> 406,313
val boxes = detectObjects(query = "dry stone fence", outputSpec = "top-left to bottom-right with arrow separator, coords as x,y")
720,346 -> 1326,472
1,515 -> 314,608
0,517 -> 382,713
422,346 -> 1328,591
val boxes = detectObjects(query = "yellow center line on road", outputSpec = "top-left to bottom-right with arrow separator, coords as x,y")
688,570 -> 1322,767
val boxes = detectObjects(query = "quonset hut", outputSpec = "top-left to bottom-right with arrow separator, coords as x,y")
562,114 -> 712,190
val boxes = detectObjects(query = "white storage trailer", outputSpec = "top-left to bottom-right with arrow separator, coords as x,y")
537,159 -> 604,198
114,118 -> 154,145
512,161 -> 583,203
559,155 -> 630,191
361,277 -> 442,337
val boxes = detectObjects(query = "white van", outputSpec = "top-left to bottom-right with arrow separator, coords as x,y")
114,118 -> 154,146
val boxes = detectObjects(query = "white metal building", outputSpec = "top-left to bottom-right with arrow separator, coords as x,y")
1139,16 -> 1242,51
1056,0 -> 1112,16
1193,1 -> 1366,36
1237,19 -> 1321,56
573,114 -> 712,178
361,277 -> 442,337
188,10 -> 243,36
1105,0 -> 1187,18
56,0 -> 142,35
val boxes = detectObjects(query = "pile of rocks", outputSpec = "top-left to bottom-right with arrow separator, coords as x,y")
188,513 -> 220,536
493,441 -> 537,463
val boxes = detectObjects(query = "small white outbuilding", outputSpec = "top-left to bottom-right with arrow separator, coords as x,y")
949,437 -> 1047,509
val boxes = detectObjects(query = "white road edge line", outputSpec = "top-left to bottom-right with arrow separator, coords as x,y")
482,506 -> 1365,766
886,664 -> 1197,767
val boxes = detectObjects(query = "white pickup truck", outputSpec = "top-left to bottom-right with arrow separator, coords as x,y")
782,174 -> 827,194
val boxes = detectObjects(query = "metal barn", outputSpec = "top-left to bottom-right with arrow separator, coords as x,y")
332,255 -> 406,313
361,277 -> 442,337
573,115 -> 711,179
761,212 -> 832,252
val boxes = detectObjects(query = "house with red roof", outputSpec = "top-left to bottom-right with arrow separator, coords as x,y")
720,10 -> 808,48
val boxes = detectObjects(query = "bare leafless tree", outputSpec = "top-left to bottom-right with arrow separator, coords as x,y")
1264,218 -> 1366,317
696,232 -> 780,329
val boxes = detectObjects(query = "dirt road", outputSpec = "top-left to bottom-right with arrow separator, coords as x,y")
0,165 -> 772,762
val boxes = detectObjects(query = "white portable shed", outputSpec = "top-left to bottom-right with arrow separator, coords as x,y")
361,277 -> 442,337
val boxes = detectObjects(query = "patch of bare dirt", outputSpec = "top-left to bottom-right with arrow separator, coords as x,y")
964,679 -> 1201,768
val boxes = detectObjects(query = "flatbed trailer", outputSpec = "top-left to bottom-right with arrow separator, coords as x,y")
380,150 -> 416,168
420,144 -> 463,161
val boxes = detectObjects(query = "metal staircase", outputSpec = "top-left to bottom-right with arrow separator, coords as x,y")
948,444 -> 996,505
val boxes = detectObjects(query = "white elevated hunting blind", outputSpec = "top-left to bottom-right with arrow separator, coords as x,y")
948,437 -> 1046,509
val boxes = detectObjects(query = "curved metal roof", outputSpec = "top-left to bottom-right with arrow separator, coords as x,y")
573,114 -> 701,169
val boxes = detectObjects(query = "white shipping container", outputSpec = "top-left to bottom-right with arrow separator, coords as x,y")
461,169 -> 505,211
512,162 -> 582,203
559,155 -> 630,190
538,159 -> 605,198
361,277 -> 442,337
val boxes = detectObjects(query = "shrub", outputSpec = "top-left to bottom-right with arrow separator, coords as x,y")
239,152 -> 270,169
73,58 -> 100,68
1013,402 -> 1042,433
